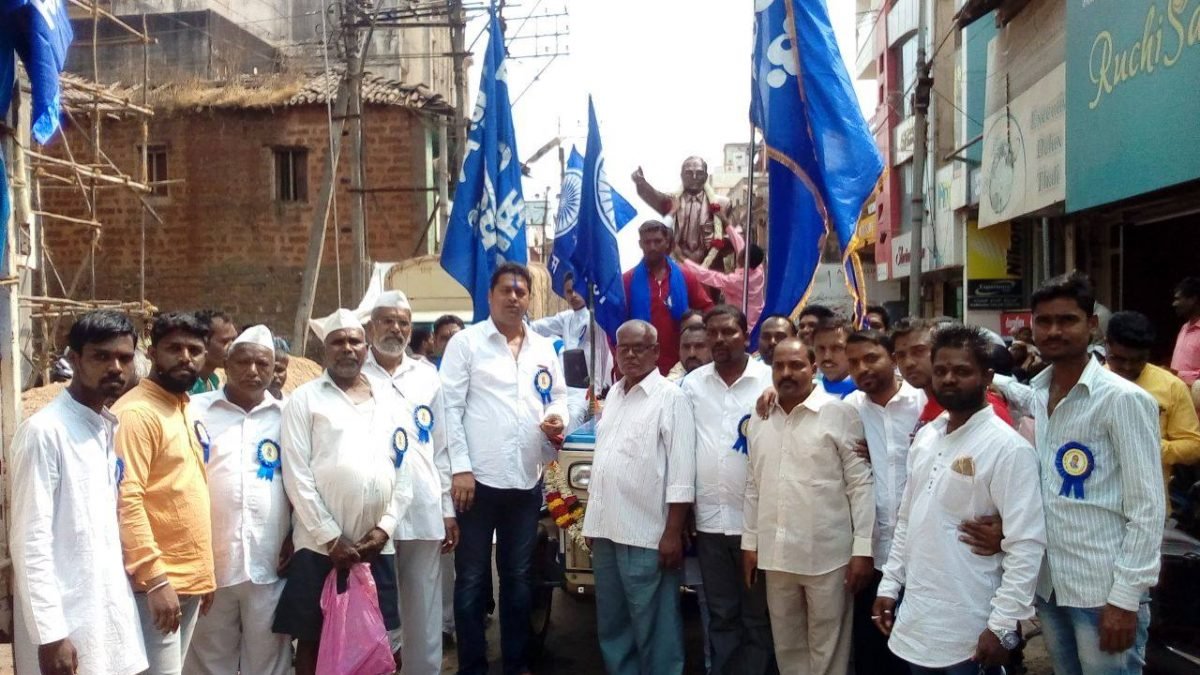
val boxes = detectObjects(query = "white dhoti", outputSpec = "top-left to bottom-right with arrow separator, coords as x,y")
396,539 -> 446,675
183,580 -> 291,675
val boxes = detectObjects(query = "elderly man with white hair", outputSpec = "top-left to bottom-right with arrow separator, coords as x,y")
583,319 -> 696,674
361,291 -> 457,675
184,326 -> 292,675
272,309 -> 415,675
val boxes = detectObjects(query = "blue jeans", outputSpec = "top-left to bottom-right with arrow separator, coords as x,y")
1036,594 -> 1150,675
453,481 -> 542,675
592,538 -> 685,675
909,662 -> 1002,675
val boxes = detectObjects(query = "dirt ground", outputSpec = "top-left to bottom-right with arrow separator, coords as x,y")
0,597 -> 1054,674
435,589 -> 1053,674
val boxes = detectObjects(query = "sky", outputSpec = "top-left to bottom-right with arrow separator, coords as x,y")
464,0 -> 875,268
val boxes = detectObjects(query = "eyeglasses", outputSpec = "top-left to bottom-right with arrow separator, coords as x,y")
615,344 -> 655,356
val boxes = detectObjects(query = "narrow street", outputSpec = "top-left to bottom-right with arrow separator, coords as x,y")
438,589 -> 1053,674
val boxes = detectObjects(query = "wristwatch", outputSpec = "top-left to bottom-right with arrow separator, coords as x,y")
991,627 -> 1021,650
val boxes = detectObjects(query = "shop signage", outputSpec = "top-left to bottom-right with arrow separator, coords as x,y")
1066,0 -> 1200,212
966,220 -> 1024,310
893,116 -> 916,166
980,62 -> 1067,227
1000,311 -> 1034,338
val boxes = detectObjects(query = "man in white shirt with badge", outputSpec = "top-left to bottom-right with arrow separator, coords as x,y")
843,329 -> 925,675
873,325 -> 1046,675
681,304 -> 776,674
274,309 -> 415,675
440,262 -> 568,675
743,337 -> 874,675
583,319 -> 696,674
362,290 -> 458,675
185,325 -> 292,675
1024,274 -> 1162,675
10,310 -> 148,675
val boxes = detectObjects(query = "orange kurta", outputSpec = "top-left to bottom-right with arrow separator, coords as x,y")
113,378 -> 215,595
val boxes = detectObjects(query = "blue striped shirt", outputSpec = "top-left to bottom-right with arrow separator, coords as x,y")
1028,357 -> 1164,611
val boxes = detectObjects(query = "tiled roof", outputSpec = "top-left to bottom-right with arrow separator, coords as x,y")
59,70 -> 454,116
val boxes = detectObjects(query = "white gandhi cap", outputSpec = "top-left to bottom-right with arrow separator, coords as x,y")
308,309 -> 364,342
358,290 -> 412,322
230,324 -> 275,356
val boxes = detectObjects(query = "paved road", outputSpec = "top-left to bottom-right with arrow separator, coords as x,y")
437,588 -> 1054,674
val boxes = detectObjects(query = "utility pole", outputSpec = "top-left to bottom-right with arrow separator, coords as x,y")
448,0 -> 468,193
907,0 -> 932,318
343,0 -> 369,302
292,81 -> 354,354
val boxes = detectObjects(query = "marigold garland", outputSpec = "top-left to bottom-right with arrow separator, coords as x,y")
545,460 -> 589,553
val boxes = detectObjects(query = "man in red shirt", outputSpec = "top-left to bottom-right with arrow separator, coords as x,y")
891,318 -> 1013,431
623,220 -> 715,375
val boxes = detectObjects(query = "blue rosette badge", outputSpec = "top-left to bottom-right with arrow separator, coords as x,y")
733,414 -> 751,455
1055,442 -> 1095,499
534,367 -> 554,404
392,427 -> 409,468
414,405 -> 434,444
194,421 -> 212,464
256,439 -> 282,481
115,457 -> 125,485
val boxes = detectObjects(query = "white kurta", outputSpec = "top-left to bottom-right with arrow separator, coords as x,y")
363,351 -> 453,542
878,407 -> 1046,668
10,391 -> 148,675
281,372 -> 415,555
188,390 -> 290,587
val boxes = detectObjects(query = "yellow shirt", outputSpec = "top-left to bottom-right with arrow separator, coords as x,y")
113,379 -> 215,595
1130,364 -> 1200,502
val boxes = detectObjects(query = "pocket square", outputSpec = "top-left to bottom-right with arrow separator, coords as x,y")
951,455 -> 975,476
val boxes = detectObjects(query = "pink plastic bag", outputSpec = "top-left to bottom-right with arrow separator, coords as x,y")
315,563 -> 396,675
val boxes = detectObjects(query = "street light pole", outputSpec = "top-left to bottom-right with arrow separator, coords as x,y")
908,0 -> 932,318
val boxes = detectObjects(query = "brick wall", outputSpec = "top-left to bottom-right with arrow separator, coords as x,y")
40,103 -> 432,344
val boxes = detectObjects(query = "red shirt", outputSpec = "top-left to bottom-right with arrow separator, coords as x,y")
917,391 -> 1014,432
623,264 -> 715,374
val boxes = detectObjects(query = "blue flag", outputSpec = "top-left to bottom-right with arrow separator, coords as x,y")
0,1 -> 73,144
572,97 -> 636,340
751,0 -> 883,330
0,152 -> 8,270
441,8 -> 527,322
548,146 -> 584,298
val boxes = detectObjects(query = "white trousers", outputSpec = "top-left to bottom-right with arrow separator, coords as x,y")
441,552 -> 455,633
396,539 -> 446,675
182,580 -> 291,675
137,594 -> 201,675
765,568 -> 853,675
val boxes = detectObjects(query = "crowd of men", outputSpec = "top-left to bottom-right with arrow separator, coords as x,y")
9,210 -> 1200,675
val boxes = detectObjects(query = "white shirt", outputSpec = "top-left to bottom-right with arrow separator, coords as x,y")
440,318 -> 569,490
582,370 -> 695,549
363,351 -> 455,541
281,372 -> 415,555
742,388 -> 874,575
531,307 -> 614,391
878,407 -> 1046,668
1028,358 -> 1164,610
9,392 -> 148,675
531,307 -> 590,352
681,358 -> 773,535
189,390 -> 290,587
845,383 -> 926,569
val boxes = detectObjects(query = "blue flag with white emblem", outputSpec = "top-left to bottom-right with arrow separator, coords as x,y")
548,146 -> 584,298
441,7 -> 527,322
751,0 -> 883,330
0,0 -> 73,144
573,98 -> 636,340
